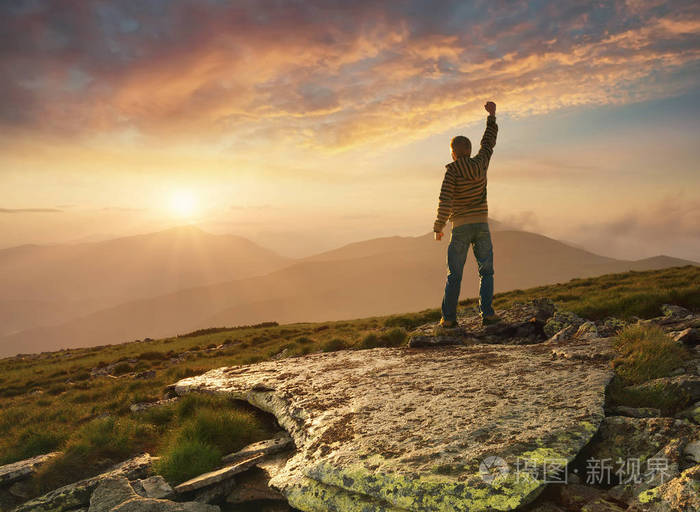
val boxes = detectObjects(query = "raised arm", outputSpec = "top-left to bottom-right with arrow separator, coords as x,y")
473,101 -> 498,176
433,166 -> 456,234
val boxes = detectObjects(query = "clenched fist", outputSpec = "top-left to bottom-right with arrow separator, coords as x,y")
485,101 -> 496,115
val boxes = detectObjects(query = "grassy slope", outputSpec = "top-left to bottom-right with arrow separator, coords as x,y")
0,265 -> 698,493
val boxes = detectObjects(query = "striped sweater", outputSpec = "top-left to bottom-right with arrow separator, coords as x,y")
433,114 -> 498,233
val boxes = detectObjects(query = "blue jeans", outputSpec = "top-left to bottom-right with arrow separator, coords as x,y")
441,222 -> 495,322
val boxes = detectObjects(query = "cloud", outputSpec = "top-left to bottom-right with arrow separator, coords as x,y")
1,0 -> 699,153
566,195 -> 700,260
0,208 -> 63,213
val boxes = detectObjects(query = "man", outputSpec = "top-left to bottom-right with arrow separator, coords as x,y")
434,100 -> 499,328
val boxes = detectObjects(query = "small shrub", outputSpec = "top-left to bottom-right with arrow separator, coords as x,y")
0,430 -> 64,465
33,417 -> 156,493
381,327 -> 408,347
321,338 -> 348,352
154,439 -> 221,484
613,324 -> 687,385
358,333 -> 380,349
139,351 -> 168,361
177,408 -> 263,455
294,336 -> 314,344
384,310 -> 441,330
358,328 -> 408,349
111,362 -> 132,376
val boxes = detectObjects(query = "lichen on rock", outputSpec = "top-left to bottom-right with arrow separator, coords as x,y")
174,335 -> 613,511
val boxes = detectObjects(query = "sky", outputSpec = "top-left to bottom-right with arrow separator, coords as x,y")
1,0 -> 699,260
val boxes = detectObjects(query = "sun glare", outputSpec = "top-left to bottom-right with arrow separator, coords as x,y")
169,190 -> 198,218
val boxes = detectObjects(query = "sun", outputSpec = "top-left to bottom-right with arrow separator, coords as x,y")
169,189 -> 198,219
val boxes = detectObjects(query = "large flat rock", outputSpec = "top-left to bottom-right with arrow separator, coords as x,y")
173,342 -> 613,511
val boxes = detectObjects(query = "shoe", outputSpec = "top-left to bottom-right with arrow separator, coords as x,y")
439,318 -> 459,329
482,314 -> 501,326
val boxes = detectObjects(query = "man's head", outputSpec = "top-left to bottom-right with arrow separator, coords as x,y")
450,135 -> 471,160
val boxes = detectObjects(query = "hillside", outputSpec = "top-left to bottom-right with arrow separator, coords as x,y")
0,265 -> 698,511
0,227 -> 695,357
0,226 -> 292,337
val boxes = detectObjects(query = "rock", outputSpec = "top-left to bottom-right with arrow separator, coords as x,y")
14,454 -> 153,512
173,454 -> 265,493
222,432 -> 294,464
575,321 -> 599,340
544,310 -> 585,338
677,402 -> 700,424
132,475 -> 173,499
134,370 -> 156,379
546,336 -> 616,361
629,464 -> 700,511
587,417 -> 697,470
673,328 -> 700,346
555,483 -> 605,510
271,348 -> 290,360
0,451 -> 61,485
609,406 -> 661,418
625,375 -> 700,403
685,440 -> 700,465
409,299 -> 557,347
660,304 -> 691,319
189,478 -> 237,504
596,317 -> 627,338
130,398 -> 178,413
88,477 -> 138,512
111,497 -> 220,512
173,339 -> 612,512
8,479 -> 33,500
226,467 -> 288,503
546,325 -> 577,344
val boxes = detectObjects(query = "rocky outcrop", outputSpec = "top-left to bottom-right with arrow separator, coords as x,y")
0,452 -> 60,486
174,330 -> 613,512
89,477 -> 219,512
14,454 -> 153,512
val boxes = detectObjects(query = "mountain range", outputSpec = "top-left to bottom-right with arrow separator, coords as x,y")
0,223 -> 696,357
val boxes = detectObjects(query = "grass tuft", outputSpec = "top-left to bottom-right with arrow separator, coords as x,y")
612,324 -> 687,385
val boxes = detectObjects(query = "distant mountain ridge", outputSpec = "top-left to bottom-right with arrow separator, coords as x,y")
0,224 -> 695,357
0,226 -> 292,336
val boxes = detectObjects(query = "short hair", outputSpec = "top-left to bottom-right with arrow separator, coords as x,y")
451,135 -> 471,154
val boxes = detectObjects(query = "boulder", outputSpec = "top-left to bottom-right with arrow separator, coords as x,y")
222,432 -> 294,464
0,451 -> 61,486
555,483 -> 605,510
629,464 -> 700,511
587,417 -> 697,468
174,337 -> 613,512
132,475 -> 173,499
88,477 -> 138,512
14,454 -> 153,512
543,310 -> 585,338
660,305 -> 691,319
609,406 -> 661,418
624,375 -> 700,404
677,401 -> 700,424
409,299 -> 557,347
672,328 -> 700,346
226,467 -> 287,503
173,454 -> 265,493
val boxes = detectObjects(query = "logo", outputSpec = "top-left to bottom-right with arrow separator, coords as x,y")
479,455 -> 509,484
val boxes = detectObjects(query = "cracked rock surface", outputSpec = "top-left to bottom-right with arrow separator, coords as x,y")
174,337 -> 613,512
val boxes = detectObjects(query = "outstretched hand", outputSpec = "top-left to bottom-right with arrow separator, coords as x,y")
485,101 -> 496,115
